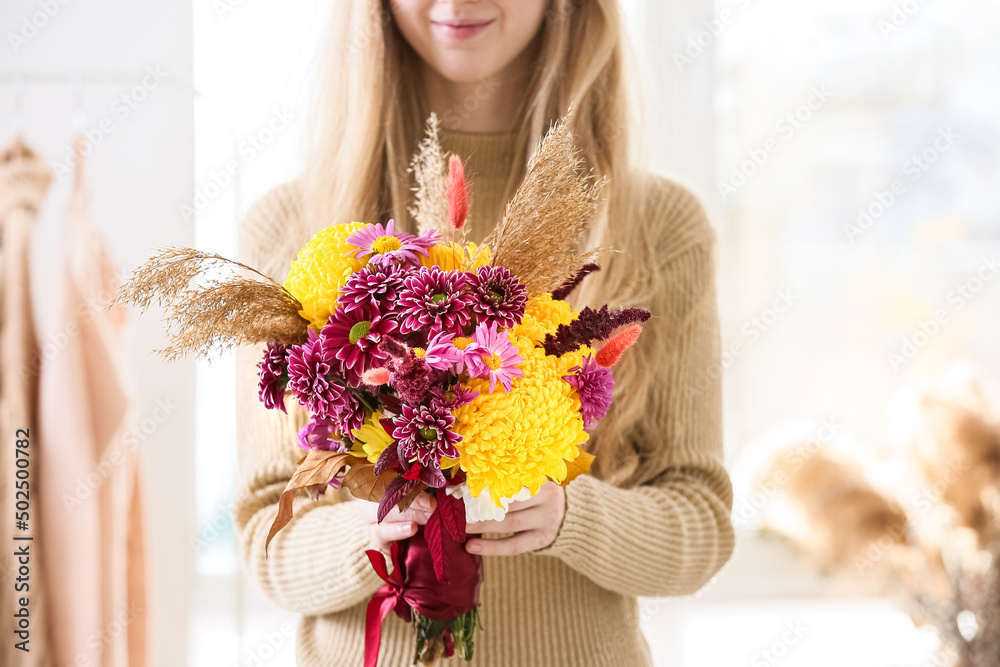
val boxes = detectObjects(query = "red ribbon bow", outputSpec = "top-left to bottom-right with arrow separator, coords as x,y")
365,542 -> 411,667
363,521 -> 483,667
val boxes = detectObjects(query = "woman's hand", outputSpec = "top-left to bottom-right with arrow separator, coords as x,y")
465,483 -> 566,556
357,493 -> 436,552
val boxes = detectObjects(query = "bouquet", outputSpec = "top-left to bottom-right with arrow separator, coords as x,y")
115,115 -> 650,665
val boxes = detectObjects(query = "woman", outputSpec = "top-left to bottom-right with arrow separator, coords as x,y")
232,0 -> 735,664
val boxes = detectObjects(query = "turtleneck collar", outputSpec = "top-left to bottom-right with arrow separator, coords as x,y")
436,127 -> 519,245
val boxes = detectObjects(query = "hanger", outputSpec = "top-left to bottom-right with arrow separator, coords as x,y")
11,70 -> 25,140
71,74 -> 87,192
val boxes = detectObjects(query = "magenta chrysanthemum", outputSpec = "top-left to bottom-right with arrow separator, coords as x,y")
286,331 -> 354,419
391,402 -> 462,467
297,416 -> 345,452
416,330 -> 463,371
397,266 -> 474,336
338,263 -> 410,314
257,342 -> 290,412
464,323 -> 525,393
345,219 -> 438,267
320,305 -> 397,386
563,355 -> 615,429
469,265 -> 527,329
429,384 -> 479,410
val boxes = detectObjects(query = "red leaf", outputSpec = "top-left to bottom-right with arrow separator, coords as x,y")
437,490 -> 466,542
425,510 -> 449,581
377,476 -> 419,523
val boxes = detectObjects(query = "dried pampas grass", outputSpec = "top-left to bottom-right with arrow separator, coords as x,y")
113,246 -> 309,361
409,114 -> 450,237
912,396 -> 1000,545
769,448 -> 909,569
485,115 -> 605,297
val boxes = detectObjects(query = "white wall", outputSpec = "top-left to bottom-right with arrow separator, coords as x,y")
1,2 -> 194,665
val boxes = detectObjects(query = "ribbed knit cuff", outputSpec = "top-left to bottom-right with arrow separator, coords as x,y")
537,474 -> 603,562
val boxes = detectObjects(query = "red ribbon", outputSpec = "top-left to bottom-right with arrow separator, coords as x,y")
363,525 -> 483,667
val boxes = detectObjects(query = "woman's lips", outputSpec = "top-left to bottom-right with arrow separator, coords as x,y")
432,19 -> 494,40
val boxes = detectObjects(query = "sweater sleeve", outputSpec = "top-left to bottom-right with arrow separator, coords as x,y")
230,182 -> 384,615
540,178 -> 735,598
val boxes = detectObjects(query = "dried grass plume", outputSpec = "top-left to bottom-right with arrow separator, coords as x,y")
408,114 -> 450,237
485,114 -> 605,297
112,247 -> 309,361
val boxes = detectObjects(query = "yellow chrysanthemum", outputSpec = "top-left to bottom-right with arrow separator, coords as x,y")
283,222 -> 369,330
421,242 -> 492,272
448,334 -> 590,506
511,293 -> 578,344
348,412 -> 394,464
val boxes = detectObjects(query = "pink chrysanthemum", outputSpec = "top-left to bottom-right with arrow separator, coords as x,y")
338,263 -> 410,314
286,331 -> 354,419
345,219 -> 439,267
563,355 -> 615,429
469,265 -> 527,329
297,416 -> 345,452
257,342 -> 290,412
391,402 -> 462,468
429,384 -> 479,410
320,304 -> 397,386
464,323 -> 525,393
414,330 -> 463,371
397,266 -> 474,336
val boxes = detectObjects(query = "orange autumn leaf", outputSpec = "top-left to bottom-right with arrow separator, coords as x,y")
559,449 -> 595,486
265,450 -> 363,555
342,461 -> 397,504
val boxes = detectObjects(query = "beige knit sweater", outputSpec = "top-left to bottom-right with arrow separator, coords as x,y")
232,129 -> 734,666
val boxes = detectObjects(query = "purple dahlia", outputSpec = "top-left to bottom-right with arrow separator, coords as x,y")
320,304 -> 396,386
397,266 -> 474,336
391,402 -> 462,468
286,331 -> 354,420
338,263 -> 410,314
469,265 -> 527,329
257,342 -> 290,412
563,355 -> 614,429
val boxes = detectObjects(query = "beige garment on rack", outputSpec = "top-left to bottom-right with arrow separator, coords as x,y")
37,136 -> 148,667
0,136 -> 54,665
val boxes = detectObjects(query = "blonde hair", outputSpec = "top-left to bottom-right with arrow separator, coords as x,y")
302,0 -> 673,487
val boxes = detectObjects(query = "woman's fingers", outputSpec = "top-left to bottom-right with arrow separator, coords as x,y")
465,530 -> 548,556
467,506 -> 545,535
368,520 -> 417,552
